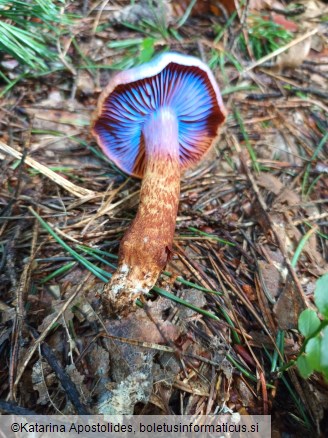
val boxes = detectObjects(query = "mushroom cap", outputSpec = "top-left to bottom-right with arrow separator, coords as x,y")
92,52 -> 226,178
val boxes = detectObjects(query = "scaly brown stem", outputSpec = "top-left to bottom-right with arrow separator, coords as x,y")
108,108 -> 180,300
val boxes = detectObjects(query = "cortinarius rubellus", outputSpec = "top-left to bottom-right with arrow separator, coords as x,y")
92,52 -> 226,299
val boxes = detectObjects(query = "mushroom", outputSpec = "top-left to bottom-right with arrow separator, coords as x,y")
92,52 -> 226,301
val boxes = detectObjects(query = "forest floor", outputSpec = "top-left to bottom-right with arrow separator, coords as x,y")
0,0 -> 327,436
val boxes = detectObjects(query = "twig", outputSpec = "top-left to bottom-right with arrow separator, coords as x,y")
292,212 -> 328,226
242,27 -> 319,74
270,6 -> 305,17
0,400 -> 37,415
9,213 -> 39,402
0,141 -> 98,199
56,39 -> 77,76
246,92 -> 282,101
92,0 -> 110,34
30,327 -> 89,415
235,0 -> 255,61
287,87 -> 328,100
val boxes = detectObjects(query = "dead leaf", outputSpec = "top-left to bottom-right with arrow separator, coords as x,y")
113,0 -> 173,26
105,302 -> 181,346
298,0 -> 328,19
155,353 -> 181,386
276,37 -> 312,70
173,0 -> 236,17
1,59 -> 19,70
22,92 -> 90,153
258,260 -> 282,300
76,70 -> 96,96
236,378 -> 255,407
275,189 -> 300,206
311,34 -> 325,52
0,301 -> 15,323
264,131 -> 303,166
174,288 -> 207,319
65,364 -> 89,401
251,198 -> 272,234
24,107 -> 89,129
257,173 -> 283,195
32,360 -> 56,405
86,343 -> 110,380
173,379 -> 210,397
97,370 -> 153,415
97,299 -> 182,414
274,276 -> 307,329
271,13 -> 298,32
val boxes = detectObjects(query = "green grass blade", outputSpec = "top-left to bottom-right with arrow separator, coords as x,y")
30,208 -> 110,282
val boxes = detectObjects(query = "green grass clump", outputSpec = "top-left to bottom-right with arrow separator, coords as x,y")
0,0 -> 71,71
108,37 -> 158,70
240,14 -> 293,59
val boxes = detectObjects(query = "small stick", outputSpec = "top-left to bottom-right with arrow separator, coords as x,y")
30,327 -> 89,415
0,141 -> 97,199
242,27 -> 319,74
270,6 -> 305,17
0,400 -> 37,415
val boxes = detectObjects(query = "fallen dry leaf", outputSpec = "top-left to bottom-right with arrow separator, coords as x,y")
275,189 -> 300,206
113,0 -> 173,26
274,276 -> 307,330
297,0 -> 328,19
257,173 -> 283,195
258,260 -> 282,301
270,13 -> 298,32
65,364 -> 89,402
172,0 -> 236,17
32,360 -> 55,405
275,37 -> 312,70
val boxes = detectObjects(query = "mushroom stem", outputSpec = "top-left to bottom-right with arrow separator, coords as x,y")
109,108 -> 180,297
